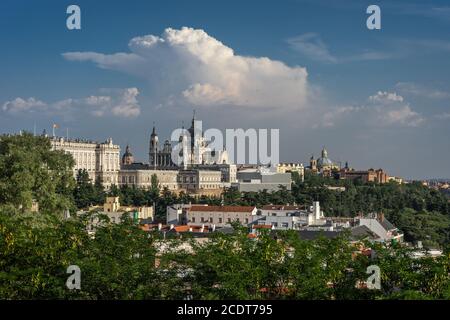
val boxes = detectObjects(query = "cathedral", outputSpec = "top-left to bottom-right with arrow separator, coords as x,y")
149,112 -> 230,169
309,147 -> 340,176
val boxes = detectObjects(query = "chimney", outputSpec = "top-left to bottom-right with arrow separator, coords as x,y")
378,212 -> 384,222
313,201 -> 321,220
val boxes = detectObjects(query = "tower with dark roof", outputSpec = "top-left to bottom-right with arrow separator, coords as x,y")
149,125 -> 159,167
122,145 -> 134,165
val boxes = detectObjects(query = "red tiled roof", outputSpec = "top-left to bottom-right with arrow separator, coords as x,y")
174,225 -> 191,232
174,225 -> 210,233
189,205 -> 255,213
253,225 -> 273,229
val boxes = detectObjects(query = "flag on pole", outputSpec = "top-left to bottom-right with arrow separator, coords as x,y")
52,123 -> 59,138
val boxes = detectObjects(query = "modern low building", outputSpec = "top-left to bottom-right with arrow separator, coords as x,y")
233,167 -> 292,192
254,202 -> 325,230
356,213 -> 403,244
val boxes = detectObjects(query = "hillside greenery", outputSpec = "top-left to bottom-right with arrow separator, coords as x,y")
1,212 -> 449,300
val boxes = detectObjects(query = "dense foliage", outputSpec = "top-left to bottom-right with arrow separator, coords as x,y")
0,212 -> 449,300
0,133 -> 75,215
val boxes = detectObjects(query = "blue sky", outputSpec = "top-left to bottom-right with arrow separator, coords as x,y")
1,0 -> 449,179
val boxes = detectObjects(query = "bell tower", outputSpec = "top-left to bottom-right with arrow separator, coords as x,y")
149,125 -> 159,168
310,154 -> 317,171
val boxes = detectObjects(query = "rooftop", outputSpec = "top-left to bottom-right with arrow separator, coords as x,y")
189,205 -> 256,213
261,205 -> 305,211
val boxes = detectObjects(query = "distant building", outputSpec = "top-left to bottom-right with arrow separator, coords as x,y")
119,163 -> 179,191
340,167 -> 389,184
277,163 -> 304,181
255,202 -> 325,230
121,145 -> 134,165
177,169 -> 223,196
233,167 -> 292,192
357,212 -> 403,244
187,205 -> 258,228
51,136 -> 120,189
102,196 -> 154,221
166,203 -> 192,225
388,176 -> 403,184
308,147 -> 340,176
163,202 -> 404,246
149,112 -> 230,169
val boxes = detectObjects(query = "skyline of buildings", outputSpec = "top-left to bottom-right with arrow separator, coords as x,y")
10,113 -> 411,193
2,1 -> 450,180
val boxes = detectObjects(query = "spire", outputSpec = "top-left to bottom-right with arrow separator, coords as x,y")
151,123 -> 156,136
322,147 -> 328,158
190,109 -> 196,130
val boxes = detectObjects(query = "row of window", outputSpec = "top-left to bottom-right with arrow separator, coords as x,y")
271,222 -> 290,228
191,217 -> 249,224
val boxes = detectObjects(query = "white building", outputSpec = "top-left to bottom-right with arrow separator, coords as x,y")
119,163 -> 179,191
187,205 -> 258,228
255,202 -> 325,230
51,137 -> 120,189
149,113 -> 231,169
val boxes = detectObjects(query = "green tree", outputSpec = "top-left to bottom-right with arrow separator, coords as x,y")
0,133 -> 75,214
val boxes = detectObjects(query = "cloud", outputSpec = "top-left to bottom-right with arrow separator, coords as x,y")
287,33 -> 391,63
397,4 -> 450,22
395,82 -> 450,100
2,97 -> 47,113
287,31 -> 450,64
317,91 -> 424,128
63,27 -> 310,110
369,91 -> 404,103
2,88 -> 140,118
287,33 -> 337,63
434,112 -> 450,120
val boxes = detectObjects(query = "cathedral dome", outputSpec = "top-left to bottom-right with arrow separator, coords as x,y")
122,145 -> 134,165
317,157 -> 334,166
317,147 -> 338,169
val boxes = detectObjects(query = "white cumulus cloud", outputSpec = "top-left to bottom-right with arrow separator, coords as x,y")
2,97 -> 47,113
1,88 -> 140,119
317,91 -> 424,128
63,27 -> 310,110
